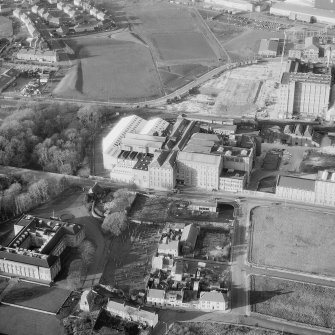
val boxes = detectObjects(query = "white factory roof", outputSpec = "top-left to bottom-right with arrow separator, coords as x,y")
139,117 -> 169,136
102,115 -> 145,153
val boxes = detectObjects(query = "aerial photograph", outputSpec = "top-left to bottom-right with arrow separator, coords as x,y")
0,0 -> 335,334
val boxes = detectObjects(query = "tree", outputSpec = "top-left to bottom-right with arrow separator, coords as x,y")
77,105 -> 104,135
99,327 -> 121,335
79,240 -> 96,265
103,197 -> 129,214
102,211 -> 127,236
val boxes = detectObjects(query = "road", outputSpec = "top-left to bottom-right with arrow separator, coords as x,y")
1,165 -> 334,334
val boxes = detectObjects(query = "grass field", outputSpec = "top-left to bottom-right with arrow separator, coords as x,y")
54,38 -> 164,102
0,16 -> 13,38
0,305 -> 64,335
250,206 -> 335,276
151,32 -> 217,62
2,282 -> 70,313
251,275 -> 335,328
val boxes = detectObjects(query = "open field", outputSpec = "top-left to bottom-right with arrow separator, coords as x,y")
223,30 -> 284,61
101,223 -> 162,293
251,275 -> 335,329
151,32 -> 217,62
0,305 -> 64,335
250,206 -> 335,276
2,282 -> 70,313
171,322 -> 293,335
54,37 -> 164,102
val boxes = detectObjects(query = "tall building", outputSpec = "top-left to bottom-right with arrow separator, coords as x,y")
278,72 -> 331,118
315,0 -> 335,10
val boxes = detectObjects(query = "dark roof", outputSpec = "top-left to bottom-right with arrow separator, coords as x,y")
277,175 -> 315,191
0,249 -> 58,268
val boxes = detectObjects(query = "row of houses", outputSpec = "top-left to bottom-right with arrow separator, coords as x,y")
72,0 -> 107,21
13,9 -> 40,38
31,4 -> 65,26
146,224 -> 227,311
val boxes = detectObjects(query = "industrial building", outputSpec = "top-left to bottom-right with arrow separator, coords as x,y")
103,115 -> 254,192
0,214 -> 85,283
203,0 -> 254,12
278,71 -> 331,118
276,170 -> 335,206
270,3 -> 335,25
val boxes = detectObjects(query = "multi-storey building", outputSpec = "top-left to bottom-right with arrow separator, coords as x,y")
278,72 -> 331,118
0,214 -> 84,283
315,170 -> 335,206
199,291 -> 227,311
219,169 -> 246,192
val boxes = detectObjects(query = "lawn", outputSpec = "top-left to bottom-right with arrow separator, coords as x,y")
54,37 -> 164,102
0,305 -> 64,335
2,282 -> 71,314
151,32 -> 217,62
251,275 -> 335,328
250,206 -> 335,277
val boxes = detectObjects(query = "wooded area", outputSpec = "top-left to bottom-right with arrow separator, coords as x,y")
0,103 -> 106,175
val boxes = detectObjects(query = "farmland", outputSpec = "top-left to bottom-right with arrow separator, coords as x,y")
251,275 -> 335,329
54,38 -> 164,102
250,206 -> 335,277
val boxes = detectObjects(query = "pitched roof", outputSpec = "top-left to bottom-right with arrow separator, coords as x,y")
277,175 -> 315,191
199,291 -> 226,303
147,289 -> 165,300
181,224 -> 198,248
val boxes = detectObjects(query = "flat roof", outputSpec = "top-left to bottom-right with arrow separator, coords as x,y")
177,151 -> 222,166
277,175 -> 315,191
220,168 -> 246,179
281,72 -> 331,85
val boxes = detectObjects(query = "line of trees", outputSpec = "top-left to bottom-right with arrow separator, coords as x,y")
0,174 -> 68,220
102,189 -> 136,237
0,102 -> 107,175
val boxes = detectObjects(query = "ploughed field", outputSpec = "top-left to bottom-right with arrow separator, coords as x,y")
250,206 -> 335,277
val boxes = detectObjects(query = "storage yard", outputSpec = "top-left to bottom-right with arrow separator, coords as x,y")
250,206 -> 335,277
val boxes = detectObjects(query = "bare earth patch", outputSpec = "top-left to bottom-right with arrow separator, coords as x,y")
251,275 -> 335,329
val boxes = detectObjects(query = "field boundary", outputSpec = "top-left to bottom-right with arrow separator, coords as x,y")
248,205 -> 335,282
1,301 -> 57,315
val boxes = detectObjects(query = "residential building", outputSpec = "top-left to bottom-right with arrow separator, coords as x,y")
157,240 -> 179,257
16,49 -> 59,63
146,289 -> 166,306
180,224 -> 199,254
0,214 -> 85,283
106,300 -> 158,327
199,291 -> 227,311
270,3 -> 335,25
258,39 -> 279,57
303,36 -> 320,62
278,72 -> 331,118
166,290 -> 184,307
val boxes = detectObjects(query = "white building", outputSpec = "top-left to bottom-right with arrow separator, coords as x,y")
157,240 -> 179,257
106,300 -> 158,327
199,291 -> 227,311
17,49 -> 59,63
146,289 -> 166,306
276,175 -> 316,203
